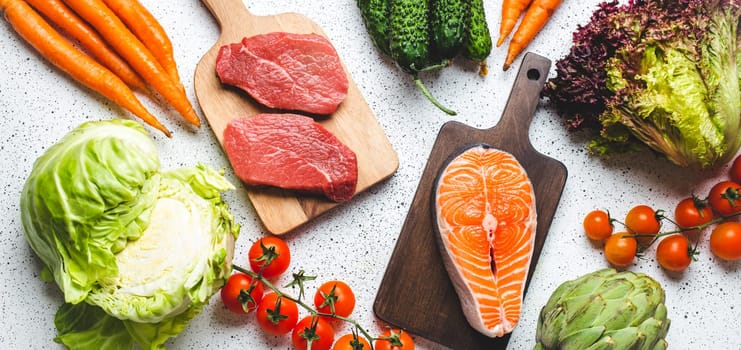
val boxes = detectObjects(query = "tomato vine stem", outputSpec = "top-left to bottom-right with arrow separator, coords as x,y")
619,209 -> 741,254
232,264 -> 377,349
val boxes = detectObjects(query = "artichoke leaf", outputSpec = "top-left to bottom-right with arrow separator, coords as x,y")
651,339 -> 668,350
563,269 -> 618,300
562,295 -> 607,338
602,327 -> 643,350
595,277 -> 635,299
593,299 -> 638,330
559,325 -> 607,350
583,337 -> 618,350
636,318 -> 664,350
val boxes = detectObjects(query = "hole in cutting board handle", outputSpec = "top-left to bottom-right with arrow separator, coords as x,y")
527,68 -> 541,81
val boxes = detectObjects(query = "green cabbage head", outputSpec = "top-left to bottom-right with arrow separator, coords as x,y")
20,120 -> 239,349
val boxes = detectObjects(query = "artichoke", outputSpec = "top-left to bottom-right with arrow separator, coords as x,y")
534,269 -> 670,350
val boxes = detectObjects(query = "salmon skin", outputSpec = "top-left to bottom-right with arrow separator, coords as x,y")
432,143 -> 536,338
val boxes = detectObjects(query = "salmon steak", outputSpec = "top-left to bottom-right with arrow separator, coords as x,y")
432,144 -> 536,338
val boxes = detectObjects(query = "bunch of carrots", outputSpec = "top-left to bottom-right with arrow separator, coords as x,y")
498,0 -> 563,71
0,0 -> 200,137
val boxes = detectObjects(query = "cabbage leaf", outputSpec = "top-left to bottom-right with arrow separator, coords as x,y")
20,120 -> 239,349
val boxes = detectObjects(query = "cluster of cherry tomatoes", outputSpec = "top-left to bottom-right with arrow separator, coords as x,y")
220,236 -> 415,350
583,155 -> 741,272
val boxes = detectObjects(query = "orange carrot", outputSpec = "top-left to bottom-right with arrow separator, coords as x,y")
24,0 -> 148,92
101,0 -> 181,83
497,0 -> 533,47
503,0 -> 562,71
0,0 -> 171,136
63,0 -> 200,127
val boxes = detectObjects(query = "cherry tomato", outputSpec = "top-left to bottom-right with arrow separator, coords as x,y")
604,232 -> 637,268
249,236 -> 291,279
333,333 -> 371,350
583,210 -> 613,240
710,222 -> 741,261
708,181 -> 741,216
221,273 -> 264,314
730,154 -> 741,184
656,235 -> 693,272
256,292 -> 299,336
624,205 -> 661,246
674,197 -> 714,229
291,316 -> 335,350
374,328 -> 415,350
314,280 -> 356,320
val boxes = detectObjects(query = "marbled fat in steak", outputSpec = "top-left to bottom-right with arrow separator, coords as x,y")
223,113 -> 358,202
216,32 -> 349,115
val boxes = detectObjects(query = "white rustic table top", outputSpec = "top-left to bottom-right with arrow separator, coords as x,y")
1,0 -> 738,349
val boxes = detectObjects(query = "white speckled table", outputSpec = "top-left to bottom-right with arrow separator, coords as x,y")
1,1 -> 739,349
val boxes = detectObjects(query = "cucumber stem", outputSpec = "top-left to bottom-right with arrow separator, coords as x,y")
413,76 -> 457,116
478,60 -> 489,76
417,60 -> 451,72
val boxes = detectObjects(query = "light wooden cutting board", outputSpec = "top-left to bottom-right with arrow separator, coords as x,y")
194,0 -> 398,234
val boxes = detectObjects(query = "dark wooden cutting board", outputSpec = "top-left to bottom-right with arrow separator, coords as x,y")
373,53 -> 567,349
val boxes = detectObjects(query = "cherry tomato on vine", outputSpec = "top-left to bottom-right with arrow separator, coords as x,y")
221,273 -> 263,314
656,235 -> 693,272
710,222 -> 741,261
333,333 -> 371,350
374,328 -> 415,350
291,316 -> 335,350
249,236 -> 291,279
730,155 -> 741,184
583,209 -> 613,240
604,232 -> 637,268
708,181 -> 741,216
256,292 -> 299,336
674,197 -> 714,229
624,205 -> 661,246
314,280 -> 356,319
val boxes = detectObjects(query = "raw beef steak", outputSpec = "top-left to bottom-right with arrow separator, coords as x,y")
223,113 -> 358,202
216,32 -> 349,115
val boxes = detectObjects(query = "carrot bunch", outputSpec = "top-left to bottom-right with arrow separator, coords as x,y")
497,0 -> 563,71
0,0 -> 200,137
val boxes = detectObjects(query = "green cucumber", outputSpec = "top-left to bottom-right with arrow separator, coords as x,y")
430,0 -> 467,59
357,0 -> 391,56
389,0 -> 456,115
464,0 -> 493,71
388,0 -> 429,73
360,0 -> 456,115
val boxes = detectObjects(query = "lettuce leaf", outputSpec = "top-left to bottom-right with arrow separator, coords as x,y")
544,0 -> 740,169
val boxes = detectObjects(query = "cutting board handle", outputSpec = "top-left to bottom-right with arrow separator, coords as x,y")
495,53 -> 551,143
201,0 -> 255,34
